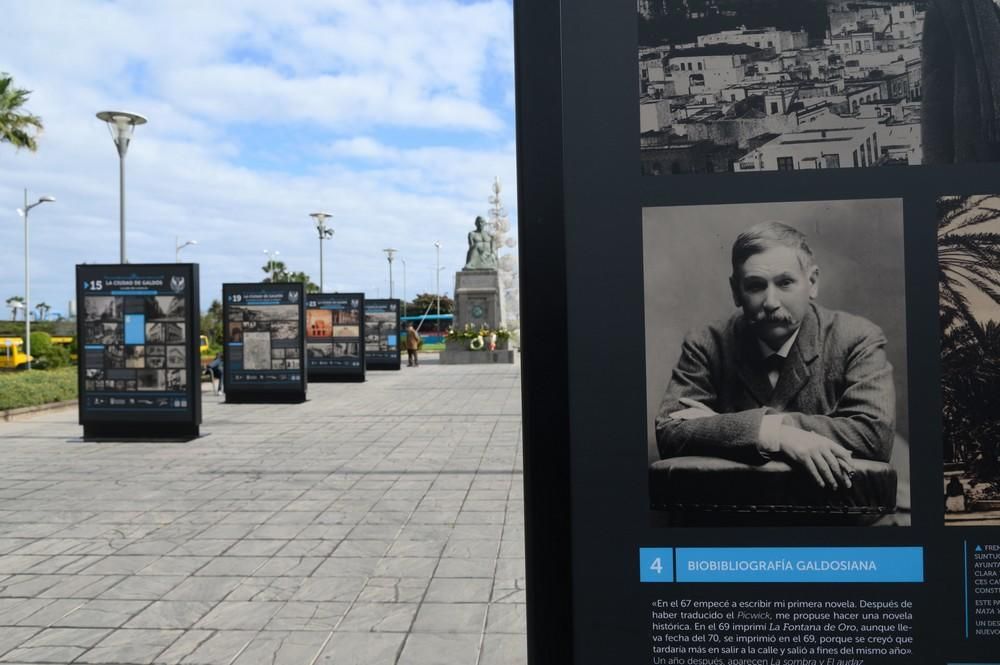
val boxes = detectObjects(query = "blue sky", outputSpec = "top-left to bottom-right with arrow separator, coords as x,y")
0,0 -> 517,319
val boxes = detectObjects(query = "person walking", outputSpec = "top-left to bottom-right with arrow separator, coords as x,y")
206,352 -> 224,394
405,324 -> 422,367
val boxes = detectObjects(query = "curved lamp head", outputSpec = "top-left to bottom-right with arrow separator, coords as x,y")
96,110 -> 147,157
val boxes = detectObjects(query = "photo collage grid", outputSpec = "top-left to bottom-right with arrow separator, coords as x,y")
306,298 -> 362,363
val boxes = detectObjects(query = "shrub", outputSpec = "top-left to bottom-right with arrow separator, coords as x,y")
0,366 -> 77,410
28,332 -> 70,369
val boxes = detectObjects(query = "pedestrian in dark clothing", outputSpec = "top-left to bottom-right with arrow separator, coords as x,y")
405,324 -> 422,367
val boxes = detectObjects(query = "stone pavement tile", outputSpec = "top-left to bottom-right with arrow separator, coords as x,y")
356,577 -> 429,604
224,577 -> 305,602
225,539 -> 287,557
434,557 -> 496,579
290,577 -> 365,603
485,603 -> 526,634
36,575 -> 123,599
194,557 -> 266,576
162,577 -> 243,601
75,628 -> 183,664
200,525 -> 255,539
124,601 -> 214,630
313,632 -> 405,665
230,630 -> 328,665
52,599 -> 150,628
265,601 -> 349,631
330,539 -> 392,558
385,540 -> 446,558
79,555 -> 162,576
311,557 -> 380,578
139,556 -> 212,577
479,633 -> 528,665
0,575 -> 64,598
166,540 -> 235,557
396,633 -> 481,665
373,557 -> 438,579
450,525 -> 503,541
0,627 -> 110,663
443,540 -> 501,558
151,629 -> 215,663
491,579 -> 525,604
346,525 -> 401,540
411,603 -> 487,634
495,558 -> 525,580
337,602 -> 418,632
14,598 -> 83,626
498,538 -> 524,559
194,601 -> 282,631
161,629 -> 255,665
275,539 -> 337,558
424,577 -> 492,603
456,511 -> 506,525
99,576 -> 184,601
0,626 -> 40,659
252,556 -> 323,578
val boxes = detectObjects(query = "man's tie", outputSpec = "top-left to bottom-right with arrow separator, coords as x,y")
764,354 -> 785,391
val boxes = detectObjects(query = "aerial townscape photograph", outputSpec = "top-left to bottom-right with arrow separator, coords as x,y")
638,0 -> 934,174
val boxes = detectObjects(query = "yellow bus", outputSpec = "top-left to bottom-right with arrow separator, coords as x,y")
0,337 -> 32,370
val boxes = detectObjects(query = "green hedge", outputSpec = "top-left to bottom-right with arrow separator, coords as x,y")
0,366 -> 78,410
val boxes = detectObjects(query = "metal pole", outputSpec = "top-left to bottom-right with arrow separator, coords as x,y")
175,235 -> 179,263
402,260 -> 407,316
119,152 -> 126,263
388,260 -> 394,300
319,233 -> 324,292
24,189 -> 30,370
435,243 -> 441,320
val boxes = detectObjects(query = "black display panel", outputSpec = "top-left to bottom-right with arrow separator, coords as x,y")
76,263 -> 201,441
222,282 -> 306,403
305,292 -> 365,381
515,1 -> 1000,664
364,298 -> 401,370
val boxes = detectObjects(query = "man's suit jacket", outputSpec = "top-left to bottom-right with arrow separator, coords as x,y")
654,304 -> 895,464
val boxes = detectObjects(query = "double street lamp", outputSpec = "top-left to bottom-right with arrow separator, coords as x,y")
175,237 -> 197,262
310,212 -> 334,292
16,190 -> 56,370
96,110 -> 147,264
383,248 -> 397,299
263,249 -> 281,282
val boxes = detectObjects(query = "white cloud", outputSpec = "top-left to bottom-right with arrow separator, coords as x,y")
0,0 -> 517,315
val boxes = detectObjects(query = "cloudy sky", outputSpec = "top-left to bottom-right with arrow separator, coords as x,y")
1,0 -> 516,318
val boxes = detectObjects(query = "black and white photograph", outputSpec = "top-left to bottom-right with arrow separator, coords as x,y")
137,369 -> 165,391
144,295 -> 185,321
272,348 -> 286,359
332,324 -> 359,338
241,304 -> 299,322
85,368 -> 104,380
644,198 -> 910,526
638,0 -> 1000,175
84,321 -> 105,345
146,345 -> 166,358
146,356 -> 166,369
285,358 -> 300,370
166,346 -> 186,369
333,342 -> 360,358
243,331 -> 272,370
227,321 -> 243,342
145,322 -> 165,344
270,320 -> 299,341
166,369 -> 186,391
125,346 -> 145,369
163,322 -> 185,344
331,308 -> 360,325
97,323 -> 123,346
84,296 -> 123,322
939,195 -> 1000,526
285,347 -> 300,359
308,342 -> 334,359
104,345 -> 124,369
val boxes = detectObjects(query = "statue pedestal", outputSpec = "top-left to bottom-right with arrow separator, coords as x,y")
440,269 -> 514,365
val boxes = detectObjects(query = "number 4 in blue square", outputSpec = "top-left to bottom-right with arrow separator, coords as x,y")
640,548 -> 674,582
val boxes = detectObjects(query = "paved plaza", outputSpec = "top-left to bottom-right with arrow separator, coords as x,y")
0,357 -> 525,664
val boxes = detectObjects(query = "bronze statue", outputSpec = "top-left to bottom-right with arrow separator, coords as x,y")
464,216 -> 498,270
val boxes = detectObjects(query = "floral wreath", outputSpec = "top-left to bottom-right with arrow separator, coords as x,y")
469,335 -> 484,350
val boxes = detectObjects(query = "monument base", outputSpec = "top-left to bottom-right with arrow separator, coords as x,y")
440,349 -> 515,364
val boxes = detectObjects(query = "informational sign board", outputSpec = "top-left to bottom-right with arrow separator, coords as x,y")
76,263 -> 201,441
305,292 -> 365,381
515,1 -> 1000,664
222,282 -> 306,403
363,298 -> 401,370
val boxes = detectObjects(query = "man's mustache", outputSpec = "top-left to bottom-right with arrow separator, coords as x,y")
752,311 -> 794,325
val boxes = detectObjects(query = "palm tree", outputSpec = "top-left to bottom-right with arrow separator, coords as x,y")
0,73 -> 43,152
35,302 -> 50,321
261,259 -> 288,283
937,195 -> 1000,341
6,296 -> 24,321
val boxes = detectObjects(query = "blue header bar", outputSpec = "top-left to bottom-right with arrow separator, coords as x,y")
674,547 -> 923,583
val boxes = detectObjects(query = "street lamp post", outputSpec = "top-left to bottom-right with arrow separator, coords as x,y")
309,212 -> 334,292
401,259 -> 407,316
383,248 -> 397,299
433,241 -> 441,321
17,190 -> 55,370
263,249 -> 280,282
96,111 -> 147,264
175,237 -> 197,262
